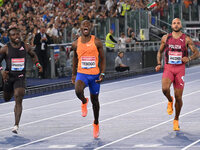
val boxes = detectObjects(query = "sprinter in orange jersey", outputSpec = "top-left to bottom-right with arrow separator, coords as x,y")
71,19 -> 106,138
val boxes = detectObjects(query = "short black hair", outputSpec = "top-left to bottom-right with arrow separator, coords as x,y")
8,27 -> 19,33
83,16 -> 90,21
82,16 -> 93,23
8,26 -> 19,36
118,51 -> 124,55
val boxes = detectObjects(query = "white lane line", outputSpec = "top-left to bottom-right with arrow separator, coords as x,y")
103,70 -> 200,86
7,102 -> 166,150
181,139 -> 200,150
1,78 -> 200,132
7,89 -> 200,150
1,70 -> 200,117
0,80 -> 161,118
0,90 -> 75,106
0,72 -> 162,107
1,66 -> 199,107
94,107 -> 200,150
49,145 -> 77,148
0,89 -> 161,132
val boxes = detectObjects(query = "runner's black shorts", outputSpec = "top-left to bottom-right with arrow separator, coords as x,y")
3,75 -> 26,93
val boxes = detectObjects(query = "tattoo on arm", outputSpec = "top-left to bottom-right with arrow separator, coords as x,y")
187,37 -> 199,60
157,36 -> 166,64
189,40 -> 198,52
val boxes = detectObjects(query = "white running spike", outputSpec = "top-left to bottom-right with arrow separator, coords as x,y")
12,125 -> 19,134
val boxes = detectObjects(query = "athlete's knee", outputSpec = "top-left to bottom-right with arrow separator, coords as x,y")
162,86 -> 170,95
75,88 -> 83,97
91,100 -> 99,109
14,94 -> 24,101
14,89 -> 25,100
90,96 -> 99,105
91,98 -> 99,105
175,95 -> 182,103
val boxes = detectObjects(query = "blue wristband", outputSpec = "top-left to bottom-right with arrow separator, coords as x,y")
100,73 -> 105,76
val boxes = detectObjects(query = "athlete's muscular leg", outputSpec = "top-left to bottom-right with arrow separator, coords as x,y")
174,88 -> 183,120
75,80 -> 87,104
14,88 -> 25,126
3,92 -> 13,102
162,78 -> 173,102
90,94 -> 99,125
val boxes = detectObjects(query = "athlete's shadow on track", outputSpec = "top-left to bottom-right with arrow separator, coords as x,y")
81,138 -> 107,150
158,131 -> 198,146
0,135 -> 30,146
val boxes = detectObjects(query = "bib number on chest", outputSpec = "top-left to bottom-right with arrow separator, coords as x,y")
168,51 -> 182,64
11,58 -> 25,71
81,56 -> 96,69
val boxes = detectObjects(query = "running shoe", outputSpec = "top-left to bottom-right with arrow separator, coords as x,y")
167,96 -> 174,115
81,98 -> 89,117
173,120 -> 180,131
12,125 -> 19,134
93,123 -> 99,138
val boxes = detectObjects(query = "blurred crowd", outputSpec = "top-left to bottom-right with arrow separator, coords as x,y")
0,0 -> 199,45
0,0 -> 198,78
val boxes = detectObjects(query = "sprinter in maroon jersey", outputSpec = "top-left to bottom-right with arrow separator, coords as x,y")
155,18 -> 199,131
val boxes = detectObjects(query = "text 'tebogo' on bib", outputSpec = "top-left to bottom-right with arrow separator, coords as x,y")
11,58 -> 25,71
81,56 -> 96,69
168,51 -> 182,64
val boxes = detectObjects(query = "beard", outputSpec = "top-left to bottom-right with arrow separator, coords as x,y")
11,39 -> 21,45
173,27 -> 182,32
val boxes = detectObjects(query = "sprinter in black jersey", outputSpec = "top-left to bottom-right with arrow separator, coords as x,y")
0,26 -> 43,134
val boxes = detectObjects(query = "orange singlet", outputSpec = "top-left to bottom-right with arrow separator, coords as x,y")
77,35 -> 100,75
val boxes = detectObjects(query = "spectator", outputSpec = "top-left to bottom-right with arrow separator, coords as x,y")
115,51 -> 130,72
118,32 -> 130,52
114,2 -> 122,17
129,31 -> 139,49
105,0 -> 114,12
57,46 -> 67,77
33,24 -> 51,78
2,31 -> 9,44
105,29 -> 117,52
0,0 -> 195,46
121,0 -> 131,17
130,32 -> 138,43
24,1 -> 34,14
71,23 -> 81,41
51,23 -> 62,44
42,10 -> 51,24
184,0 -> 192,8
127,27 -> 133,38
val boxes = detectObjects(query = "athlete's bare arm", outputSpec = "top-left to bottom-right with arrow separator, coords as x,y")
183,36 -> 199,63
71,40 -> 78,84
0,45 -> 8,55
25,43 -> 43,72
0,46 -> 8,81
157,35 -> 167,64
155,35 -> 167,72
95,37 -> 106,83
95,37 -> 106,74
0,46 -> 8,64
25,43 -> 39,64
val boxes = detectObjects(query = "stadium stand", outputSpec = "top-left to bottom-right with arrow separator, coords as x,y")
0,0 -> 199,98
